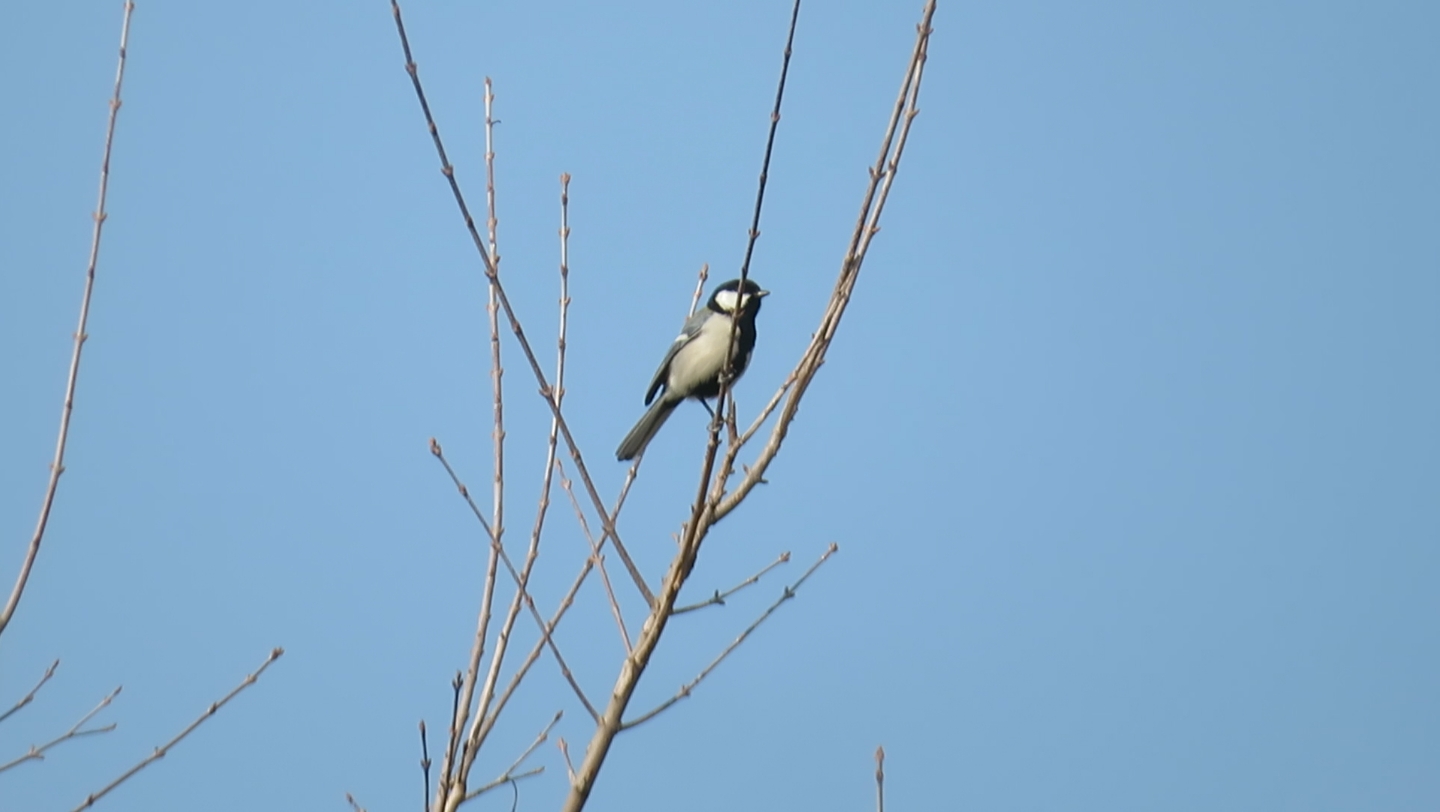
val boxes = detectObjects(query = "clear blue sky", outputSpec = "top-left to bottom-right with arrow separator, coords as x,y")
3,1 -> 1437,810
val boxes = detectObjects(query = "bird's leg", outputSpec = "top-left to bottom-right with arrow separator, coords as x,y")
700,399 -> 717,419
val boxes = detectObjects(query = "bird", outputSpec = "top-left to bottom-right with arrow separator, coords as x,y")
616,278 -> 769,461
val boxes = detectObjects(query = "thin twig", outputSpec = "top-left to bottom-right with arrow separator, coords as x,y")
502,710 -> 562,780
687,263 -> 710,318
463,766 -> 544,802
437,441 -> 598,747
1,0 -> 134,644
701,0 -> 801,497
557,460 -> 631,652
557,738 -> 575,784
462,710 -> 560,802
875,745 -> 886,812
465,74 -> 518,776
436,442 -> 593,780
429,438 -> 501,802
71,648 -> 283,812
713,0 -> 935,523
672,551 -> 790,615
346,793 -> 369,812
437,672 -> 462,804
420,721 -> 432,812
0,686 -> 120,774
390,0 -> 652,607
0,659 -> 59,725
621,543 -> 837,730
477,555 -> 600,735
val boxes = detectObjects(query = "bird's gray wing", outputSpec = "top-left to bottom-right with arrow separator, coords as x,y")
644,309 -> 711,405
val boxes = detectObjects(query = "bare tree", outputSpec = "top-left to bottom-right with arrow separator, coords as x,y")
388,1 -> 937,810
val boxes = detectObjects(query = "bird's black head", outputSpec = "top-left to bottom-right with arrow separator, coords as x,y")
708,278 -> 769,316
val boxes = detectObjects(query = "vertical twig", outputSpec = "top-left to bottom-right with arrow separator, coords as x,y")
468,72 -> 511,748
687,263 -> 710,318
1,0 -> 134,643
875,746 -> 886,812
419,721 -> 432,812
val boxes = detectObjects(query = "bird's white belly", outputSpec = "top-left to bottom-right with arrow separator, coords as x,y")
667,316 -> 734,393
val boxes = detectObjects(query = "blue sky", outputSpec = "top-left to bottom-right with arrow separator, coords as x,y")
3,1 -> 1437,810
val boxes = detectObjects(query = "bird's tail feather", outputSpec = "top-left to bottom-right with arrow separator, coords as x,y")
616,397 -> 680,461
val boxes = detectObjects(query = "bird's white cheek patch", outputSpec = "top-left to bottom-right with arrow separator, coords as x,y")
714,289 -> 740,312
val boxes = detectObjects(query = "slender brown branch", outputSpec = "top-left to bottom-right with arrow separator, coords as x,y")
71,648 -> 283,812
478,556 -> 600,734
429,438 -> 501,803
557,461 -> 631,652
0,685 -> 120,774
390,0 -> 652,607
471,529 -> 598,737
875,745 -> 886,812
461,710 -> 560,802
436,444 -> 598,752
714,0 -> 935,523
621,543 -> 837,731
463,766 -> 544,802
672,551 -> 790,615
346,793 -> 370,812
435,443 -> 590,786
706,0 -> 802,467
0,659 -> 60,725
483,75 -> 506,569
557,738 -> 576,784
1,0 -> 134,644
420,721 -> 432,812
519,173 -> 572,612
687,263 -> 710,318
464,74 -> 517,779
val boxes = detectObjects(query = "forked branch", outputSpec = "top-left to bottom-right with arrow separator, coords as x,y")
0,685 -> 120,774
70,647 -> 283,812
621,543 -> 836,730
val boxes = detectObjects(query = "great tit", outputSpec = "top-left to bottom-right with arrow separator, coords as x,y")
616,278 -> 769,461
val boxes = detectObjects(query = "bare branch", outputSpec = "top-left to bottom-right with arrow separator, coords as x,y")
71,648 -> 283,812
714,0 -> 935,522
478,557 -> 600,732
1,0 -> 135,644
702,0 -> 802,493
420,721 -> 432,812
0,659 -> 59,725
464,74 -> 519,780
559,3 -> 808,806
672,551 -> 791,615
621,543 -> 837,731
687,263 -> 710,318
557,461 -> 631,652
557,738 -> 575,784
429,438 -> 501,799
389,0 -> 652,607
346,793 -> 369,812
462,710 -> 561,802
0,685 -> 120,774
462,766 -> 543,803
875,745 -> 886,812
